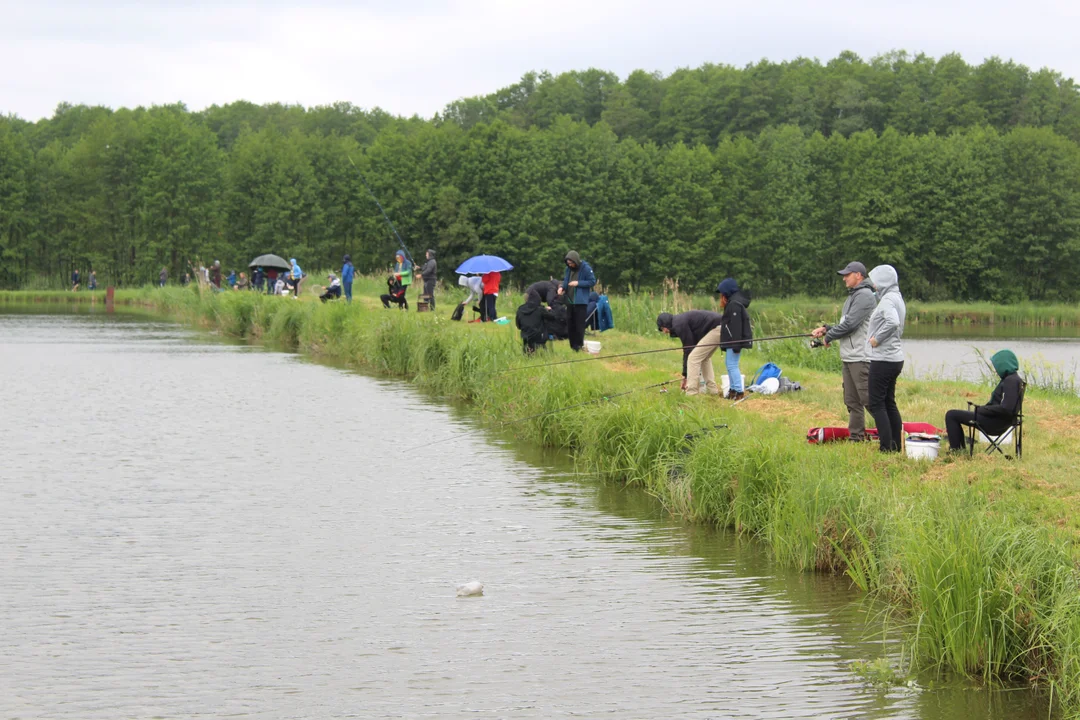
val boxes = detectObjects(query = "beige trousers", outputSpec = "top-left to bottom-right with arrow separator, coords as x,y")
685,326 -> 722,395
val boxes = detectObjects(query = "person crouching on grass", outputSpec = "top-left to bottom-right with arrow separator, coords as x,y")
656,310 -> 723,396
715,278 -> 752,400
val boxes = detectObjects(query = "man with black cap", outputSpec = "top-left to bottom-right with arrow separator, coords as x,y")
419,249 -> 438,309
811,261 -> 875,441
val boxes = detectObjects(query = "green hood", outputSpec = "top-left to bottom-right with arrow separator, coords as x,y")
991,349 -> 1019,378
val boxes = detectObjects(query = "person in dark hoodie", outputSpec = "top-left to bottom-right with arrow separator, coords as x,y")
811,261 -> 876,441
715,278 -> 752,400
516,291 -> 555,354
656,310 -> 724,395
525,280 -> 559,306
558,251 -> 596,351
419,249 -> 437,309
944,350 -> 1023,452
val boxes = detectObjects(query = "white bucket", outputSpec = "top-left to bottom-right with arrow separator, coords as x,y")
721,374 -> 746,395
905,435 -> 940,461
584,340 -> 601,355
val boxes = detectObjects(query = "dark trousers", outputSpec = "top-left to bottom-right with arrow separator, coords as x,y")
868,360 -> 904,452
482,294 -> 496,322
568,304 -> 588,351
945,409 -> 977,451
381,294 -> 406,309
423,279 -> 436,309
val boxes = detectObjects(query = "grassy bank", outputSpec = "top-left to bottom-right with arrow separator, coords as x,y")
5,286 -> 1080,712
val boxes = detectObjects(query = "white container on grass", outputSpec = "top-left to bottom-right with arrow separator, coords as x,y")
584,340 -> 601,355
905,435 -> 941,461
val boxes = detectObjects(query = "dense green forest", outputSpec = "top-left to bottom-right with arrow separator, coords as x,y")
1,50 -> 1079,300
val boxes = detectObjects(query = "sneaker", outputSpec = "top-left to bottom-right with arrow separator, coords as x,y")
731,391 -> 745,401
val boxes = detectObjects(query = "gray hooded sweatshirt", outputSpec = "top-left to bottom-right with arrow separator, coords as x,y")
824,277 -> 875,363
866,265 -> 906,363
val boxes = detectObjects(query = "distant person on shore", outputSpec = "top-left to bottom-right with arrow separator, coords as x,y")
182,272 -> 190,287
944,350 -> 1023,452
265,269 -> 278,294
209,261 -> 222,289
226,270 -> 237,288
341,254 -> 355,303
656,309 -> 723,395
715,278 -> 752,400
252,266 -> 265,292
810,261 -> 875,441
381,275 -> 408,309
419,249 -> 437,309
235,272 -> 250,291
525,280 -> 558,306
558,251 -> 595,351
289,258 -> 303,296
319,272 -> 341,302
71,269 -> 80,291
516,290 -> 555,354
866,265 -> 906,453
274,274 -> 287,296
481,270 -> 501,322
159,266 -> 168,287
88,271 -> 97,291
393,251 -> 412,297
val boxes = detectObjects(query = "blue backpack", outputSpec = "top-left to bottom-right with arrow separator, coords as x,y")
751,363 -> 782,386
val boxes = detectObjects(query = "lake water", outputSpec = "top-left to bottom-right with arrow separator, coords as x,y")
903,327 -> 1080,385
0,312 -> 1053,718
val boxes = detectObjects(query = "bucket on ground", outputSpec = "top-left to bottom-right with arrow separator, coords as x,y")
584,340 -> 601,355
905,433 -> 941,461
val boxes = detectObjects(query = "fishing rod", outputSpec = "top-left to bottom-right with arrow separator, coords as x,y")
347,154 -> 415,267
493,333 -> 814,375
401,379 -> 679,453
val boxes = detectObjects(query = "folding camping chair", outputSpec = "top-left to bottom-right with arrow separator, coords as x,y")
966,380 -> 1025,460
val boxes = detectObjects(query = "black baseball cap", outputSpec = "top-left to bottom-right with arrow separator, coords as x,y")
838,261 -> 867,276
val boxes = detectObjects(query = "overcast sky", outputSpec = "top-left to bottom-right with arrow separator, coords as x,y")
3,0 -> 1078,122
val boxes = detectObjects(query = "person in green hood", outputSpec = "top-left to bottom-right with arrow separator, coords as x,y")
944,349 -> 1024,451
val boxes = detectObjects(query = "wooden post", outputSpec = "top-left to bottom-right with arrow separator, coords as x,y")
106,286 -> 115,313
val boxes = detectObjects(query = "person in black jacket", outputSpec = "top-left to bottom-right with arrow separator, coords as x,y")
525,280 -> 559,306
656,310 -> 724,395
419,249 -> 437,309
715,278 -> 752,400
945,349 -> 1024,451
516,291 -> 555,354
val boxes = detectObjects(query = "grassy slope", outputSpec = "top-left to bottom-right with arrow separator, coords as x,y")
4,283 -> 1080,710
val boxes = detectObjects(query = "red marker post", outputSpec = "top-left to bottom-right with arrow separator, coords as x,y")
106,286 -> 115,314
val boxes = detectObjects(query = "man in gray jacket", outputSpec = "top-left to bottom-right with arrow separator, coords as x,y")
811,261 -> 875,440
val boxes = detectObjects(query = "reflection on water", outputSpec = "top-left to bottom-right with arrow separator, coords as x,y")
0,312 -> 1054,719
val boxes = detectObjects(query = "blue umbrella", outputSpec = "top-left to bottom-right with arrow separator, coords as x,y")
455,255 -> 514,274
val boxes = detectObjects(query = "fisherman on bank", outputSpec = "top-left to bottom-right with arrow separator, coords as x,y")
393,251 -> 412,297
656,310 -> 724,395
419,249 -> 437,309
716,278 -> 753,400
558,251 -> 596,351
811,261 -> 875,441
341,254 -> 355,303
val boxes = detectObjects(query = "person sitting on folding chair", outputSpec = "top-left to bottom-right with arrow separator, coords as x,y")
945,349 -> 1024,455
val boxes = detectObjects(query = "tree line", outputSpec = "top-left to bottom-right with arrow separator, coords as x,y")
0,50 -> 1078,300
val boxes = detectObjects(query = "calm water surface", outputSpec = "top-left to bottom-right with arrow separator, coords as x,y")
1,312 -> 1052,719
904,326 -> 1080,384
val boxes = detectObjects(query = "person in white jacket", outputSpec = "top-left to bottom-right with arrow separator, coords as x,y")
866,265 -> 907,453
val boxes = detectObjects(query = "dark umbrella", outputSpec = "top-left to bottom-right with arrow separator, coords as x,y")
455,255 -> 514,274
249,254 -> 291,272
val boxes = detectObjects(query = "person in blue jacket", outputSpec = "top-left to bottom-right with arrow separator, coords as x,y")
557,250 -> 596,352
289,258 -> 303,297
341,254 -> 355,303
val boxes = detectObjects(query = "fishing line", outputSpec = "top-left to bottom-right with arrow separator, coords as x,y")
492,333 -> 813,375
401,379 -> 679,453
347,154 -> 415,267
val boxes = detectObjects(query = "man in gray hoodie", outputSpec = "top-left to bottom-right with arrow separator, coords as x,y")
866,265 -> 907,453
811,261 -> 875,440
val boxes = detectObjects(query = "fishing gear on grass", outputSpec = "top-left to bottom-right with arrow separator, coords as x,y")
494,333 -> 814,375
401,379 -> 679,453
347,154 -> 415,267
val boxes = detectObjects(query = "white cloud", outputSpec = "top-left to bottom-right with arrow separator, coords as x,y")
1,0 -> 1078,121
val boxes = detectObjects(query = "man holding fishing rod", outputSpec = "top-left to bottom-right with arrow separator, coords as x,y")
810,261 -> 875,441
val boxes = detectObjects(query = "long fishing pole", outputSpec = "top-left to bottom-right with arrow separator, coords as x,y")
401,379 -> 679,453
493,333 -> 814,375
347,154 -> 414,266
